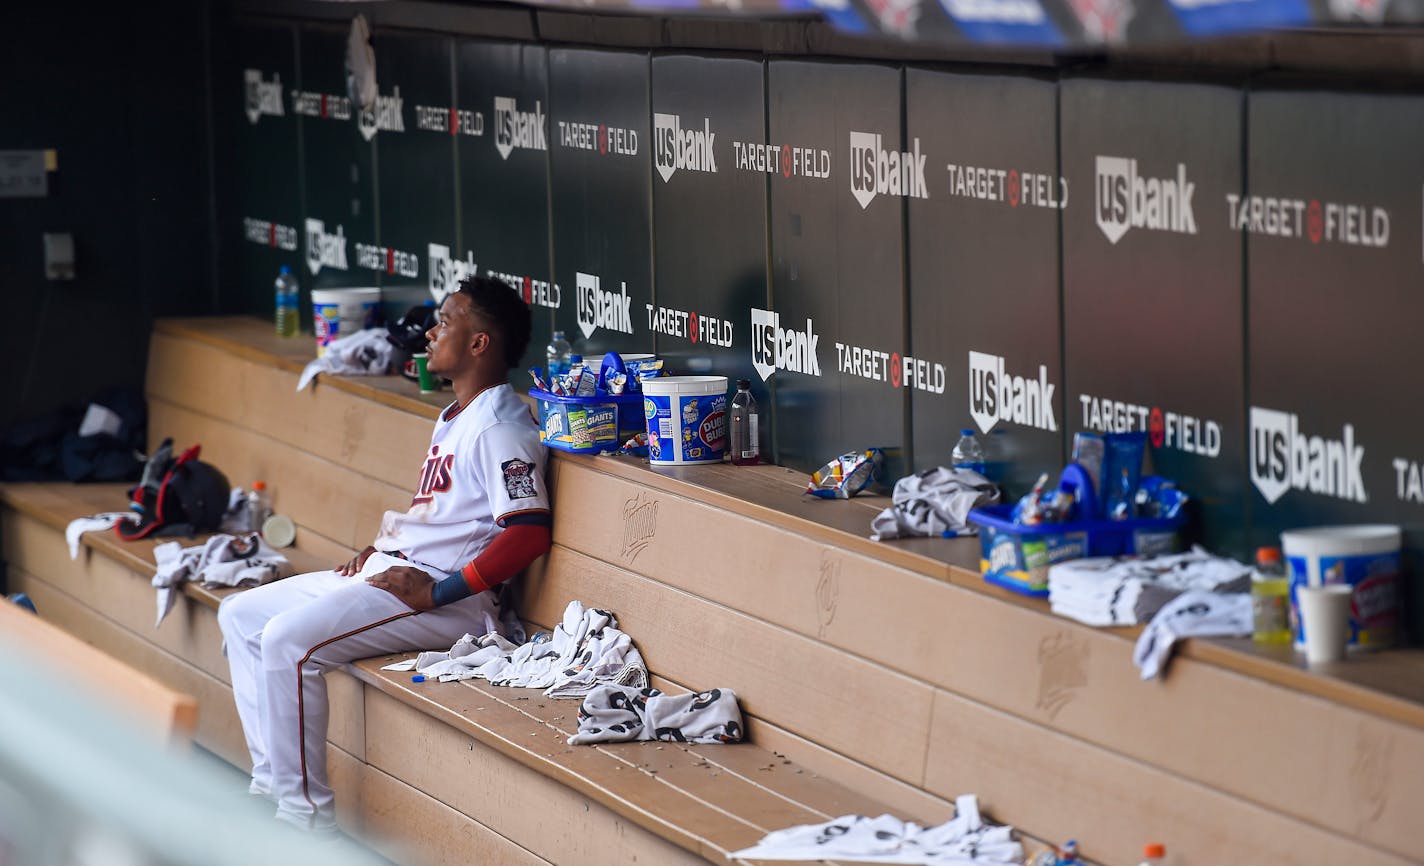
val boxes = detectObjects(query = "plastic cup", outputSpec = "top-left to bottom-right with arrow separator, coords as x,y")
414,353 -> 438,394
1297,584 -> 1353,664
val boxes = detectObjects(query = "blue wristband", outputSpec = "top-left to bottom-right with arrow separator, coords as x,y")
430,572 -> 473,607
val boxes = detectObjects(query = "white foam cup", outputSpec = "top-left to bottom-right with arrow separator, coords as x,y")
1297,584 -> 1353,664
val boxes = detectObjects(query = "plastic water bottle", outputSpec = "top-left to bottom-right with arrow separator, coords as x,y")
729,378 -> 760,465
1251,546 -> 1290,644
546,330 -> 573,380
247,481 -> 271,534
951,429 -> 986,475
274,266 -> 299,337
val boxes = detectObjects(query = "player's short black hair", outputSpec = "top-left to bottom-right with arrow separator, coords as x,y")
456,275 -> 532,369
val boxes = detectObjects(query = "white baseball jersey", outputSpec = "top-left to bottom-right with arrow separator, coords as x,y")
373,383 -> 549,575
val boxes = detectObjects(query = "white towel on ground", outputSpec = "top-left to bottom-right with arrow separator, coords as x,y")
1133,589 -> 1252,680
151,533 -> 294,626
729,794 -> 1023,865
65,513 -> 138,559
412,601 -> 647,698
568,684 -> 744,745
871,467 -> 1000,541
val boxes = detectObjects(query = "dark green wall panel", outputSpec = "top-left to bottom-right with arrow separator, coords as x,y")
767,60 -> 908,477
1061,78 -> 1248,556
298,25 -> 374,291
906,70 -> 1064,494
548,48 -> 653,361
650,55 -> 768,435
370,31 -> 456,312
457,41 -> 554,382
228,21 -> 303,319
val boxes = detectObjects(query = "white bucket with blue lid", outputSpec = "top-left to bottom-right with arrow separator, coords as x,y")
1281,524 -> 1401,651
641,376 -> 727,465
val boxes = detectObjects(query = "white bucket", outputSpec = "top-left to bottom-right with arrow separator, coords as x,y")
311,287 -> 381,356
641,376 -> 727,465
1281,524 -> 1401,652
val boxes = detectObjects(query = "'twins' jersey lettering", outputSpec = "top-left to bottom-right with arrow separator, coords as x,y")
412,446 -> 455,506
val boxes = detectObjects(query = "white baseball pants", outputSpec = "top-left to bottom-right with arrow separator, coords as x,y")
217,552 -> 502,830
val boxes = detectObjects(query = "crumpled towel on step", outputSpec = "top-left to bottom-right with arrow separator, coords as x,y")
297,328 -> 393,391
409,600 -> 647,698
730,794 -> 1023,865
65,512 -> 139,559
1133,589 -> 1252,680
568,684 -> 743,745
870,467 -> 1000,541
151,533 -> 294,626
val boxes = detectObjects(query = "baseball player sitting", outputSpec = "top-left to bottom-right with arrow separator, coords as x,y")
217,276 -> 552,833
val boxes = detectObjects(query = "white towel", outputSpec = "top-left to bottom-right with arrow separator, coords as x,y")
568,685 -> 744,746
296,328 -> 392,391
65,513 -> 138,559
151,533 -> 294,626
870,467 -> 1000,541
1048,545 -> 1251,627
729,794 -> 1023,865
1133,589 -> 1252,680
414,601 -> 648,698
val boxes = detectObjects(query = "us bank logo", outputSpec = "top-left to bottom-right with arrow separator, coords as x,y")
653,114 -> 717,182
1095,156 -> 1197,244
849,132 -> 928,209
493,97 -> 547,160
304,219 -> 348,274
750,308 -> 822,381
968,351 -> 1057,434
244,69 -> 285,124
575,272 -> 634,339
428,244 -> 476,304
1250,407 -> 1366,504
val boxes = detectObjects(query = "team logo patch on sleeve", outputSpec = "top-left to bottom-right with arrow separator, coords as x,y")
501,458 -> 538,500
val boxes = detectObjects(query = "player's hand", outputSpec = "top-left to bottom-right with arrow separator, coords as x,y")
337,545 -> 378,576
366,566 -> 436,611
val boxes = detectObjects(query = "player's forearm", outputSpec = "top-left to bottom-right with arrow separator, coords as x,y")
430,520 -> 552,606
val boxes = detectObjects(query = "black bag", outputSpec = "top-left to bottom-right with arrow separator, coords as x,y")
116,438 -> 231,540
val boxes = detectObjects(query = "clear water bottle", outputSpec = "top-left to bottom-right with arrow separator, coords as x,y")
729,378 -> 760,465
246,480 -> 271,534
546,330 -> 573,380
274,266 -> 299,337
951,428 -> 986,475
1137,843 -> 1166,866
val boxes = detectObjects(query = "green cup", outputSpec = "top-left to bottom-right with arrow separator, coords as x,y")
414,353 -> 439,393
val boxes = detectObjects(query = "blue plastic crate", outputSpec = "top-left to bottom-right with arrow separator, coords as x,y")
967,504 -> 1186,597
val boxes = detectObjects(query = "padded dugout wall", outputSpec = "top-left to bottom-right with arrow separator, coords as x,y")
766,60 -> 908,477
548,48 -> 653,361
457,41 -> 554,382
368,31 -> 457,313
297,25 -> 376,292
1060,78 -> 1249,555
228,21 -> 303,317
650,54 -> 770,452
1246,89 -> 1424,638
906,70 -> 1064,496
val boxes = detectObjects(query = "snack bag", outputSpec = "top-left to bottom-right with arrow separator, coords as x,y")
805,449 -> 883,500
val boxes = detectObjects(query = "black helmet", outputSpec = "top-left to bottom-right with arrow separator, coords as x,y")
117,439 -> 231,539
